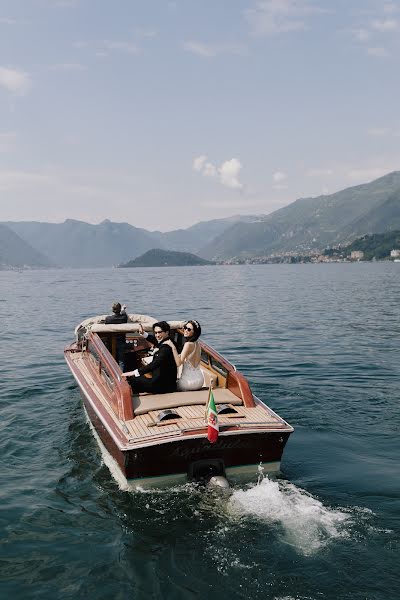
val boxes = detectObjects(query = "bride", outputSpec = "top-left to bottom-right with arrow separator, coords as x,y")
166,320 -> 204,391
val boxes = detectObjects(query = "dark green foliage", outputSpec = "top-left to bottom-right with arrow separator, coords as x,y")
119,248 -> 215,267
346,231 -> 400,260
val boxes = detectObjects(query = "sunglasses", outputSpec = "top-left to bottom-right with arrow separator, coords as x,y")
184,325 -> 193,332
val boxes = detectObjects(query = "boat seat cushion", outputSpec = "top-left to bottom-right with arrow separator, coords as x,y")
133,387 -> 242,416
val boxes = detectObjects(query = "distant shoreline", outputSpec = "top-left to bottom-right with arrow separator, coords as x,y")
2,260 -> 400,272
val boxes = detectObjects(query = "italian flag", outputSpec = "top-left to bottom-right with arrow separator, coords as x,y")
206,388 -> 219,443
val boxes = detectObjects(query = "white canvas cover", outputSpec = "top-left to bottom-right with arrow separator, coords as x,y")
75,314 -> 185,337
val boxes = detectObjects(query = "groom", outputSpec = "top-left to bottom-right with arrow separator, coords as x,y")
124,321 -> 177,394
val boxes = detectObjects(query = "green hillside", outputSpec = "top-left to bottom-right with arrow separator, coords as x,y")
119,248 -> 214,267
200,171 -> 400,259
340,188 -> 400,238
345,230 -> 400,260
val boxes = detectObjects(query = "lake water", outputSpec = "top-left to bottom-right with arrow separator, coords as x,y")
0,263 -> 399,600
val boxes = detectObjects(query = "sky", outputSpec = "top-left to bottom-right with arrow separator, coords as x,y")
0,0 -> 400,232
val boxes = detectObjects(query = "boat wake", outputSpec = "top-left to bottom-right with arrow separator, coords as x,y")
89,413 -> 362,557
228,477 -> 350,555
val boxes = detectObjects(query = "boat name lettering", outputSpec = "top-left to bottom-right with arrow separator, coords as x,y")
170,438 -> 250,458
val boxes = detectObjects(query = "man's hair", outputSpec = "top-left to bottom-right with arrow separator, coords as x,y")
153,321 -> 170,333
112,302 -> 121,314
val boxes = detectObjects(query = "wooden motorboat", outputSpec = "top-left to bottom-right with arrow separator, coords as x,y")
64,314 -> 293,489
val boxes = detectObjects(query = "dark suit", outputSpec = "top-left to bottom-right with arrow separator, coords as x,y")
131,337 -> 177,394
104,310 -> 128,366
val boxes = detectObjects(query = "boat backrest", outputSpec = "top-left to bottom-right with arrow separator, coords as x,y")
133,387 -> 243,416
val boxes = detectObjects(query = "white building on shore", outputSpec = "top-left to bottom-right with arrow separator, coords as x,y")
350,250 -> 364,260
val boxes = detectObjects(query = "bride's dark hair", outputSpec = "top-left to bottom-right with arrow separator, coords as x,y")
185,319 -> 201,342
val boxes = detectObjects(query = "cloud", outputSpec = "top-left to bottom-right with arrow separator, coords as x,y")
193,155 -> 207,171
367,127 -> 390,136
351,28 -> 371,42
0,169 -> 139,210
203,162 -> 217,177
383,2 -> 399,14
72,41 -> 88,49
103,40 -> 140,54
347,167 -> 391,181
0,170 -> 55,191
371,18 -> 400,31
0,17 -> 17,25
347,4 -> 400,52
81,40 -> 142,58
183,41 -> 247,58
0,66 -> 31,94
219,159 -> 243,189
0,132 -> 17,151
134,28 -> 157,39
49,63 -> 87,71
63,134 -> 81,145
367,46 -> 389,57
73,39 -> 140,58
306,168 -> 334,177
245,0 -> 329,35
201,198 -> 266,210
193,155 -> 243,189
272,170 -> 288,190
52,0 -> 79,7
273,170 -> 287,182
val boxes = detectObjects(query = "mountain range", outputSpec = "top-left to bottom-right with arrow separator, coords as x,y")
0,223 -> 53,269
1,171 -> 400,268
200,171 -> 400,259
1,215 -> 256,268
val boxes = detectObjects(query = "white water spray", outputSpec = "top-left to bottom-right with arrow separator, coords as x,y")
229,477 -> 350,555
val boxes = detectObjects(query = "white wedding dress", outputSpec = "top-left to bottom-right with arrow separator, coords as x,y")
177,343 -> 204,391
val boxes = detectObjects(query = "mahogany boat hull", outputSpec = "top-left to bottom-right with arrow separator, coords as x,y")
65,318 -> 294,489
80,389 -> 291,487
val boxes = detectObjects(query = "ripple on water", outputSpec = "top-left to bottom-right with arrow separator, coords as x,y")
0,264 -> 399,599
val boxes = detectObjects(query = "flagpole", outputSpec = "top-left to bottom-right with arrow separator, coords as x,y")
205,383 -> 212,422
206,385 -> 219,444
